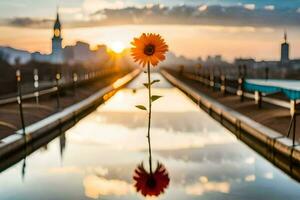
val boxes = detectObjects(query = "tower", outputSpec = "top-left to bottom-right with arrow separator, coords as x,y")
51,11 -> 64,63
280,31 -> 289,64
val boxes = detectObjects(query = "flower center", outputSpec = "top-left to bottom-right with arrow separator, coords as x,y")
146,176 -> 157,189
144,44 -> 155,56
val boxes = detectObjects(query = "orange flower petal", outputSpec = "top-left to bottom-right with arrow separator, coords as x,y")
131,33 -> 168,67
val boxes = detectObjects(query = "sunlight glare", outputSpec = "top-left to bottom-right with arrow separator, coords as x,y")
109,41 -> 126,53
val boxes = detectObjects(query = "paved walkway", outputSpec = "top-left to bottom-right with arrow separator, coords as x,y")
168,70 -> 300,142
0,70 -> 130,140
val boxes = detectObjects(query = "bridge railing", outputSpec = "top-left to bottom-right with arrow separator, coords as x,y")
170,64 -> 300,146
0,67 -> 121,105
0,65 -> 132,136
171,65 -> 299,114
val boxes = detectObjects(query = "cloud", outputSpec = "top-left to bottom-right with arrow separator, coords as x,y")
185,176 -> 231,196
5,17 -> 52,28
89,4 -> 300,27
0,1 -> 26,8
244,4 -> 255,10
60,7 -> 82,14
198,5 -> 208,12
83,175 -> 133,199
3,4 -> 300,28
264,5 -> 275,11
82,0 -> 127,13
244,174 -> 256,182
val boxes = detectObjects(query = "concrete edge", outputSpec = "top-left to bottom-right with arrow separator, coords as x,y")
0,69 -> 140,158
161,69 -> 300,163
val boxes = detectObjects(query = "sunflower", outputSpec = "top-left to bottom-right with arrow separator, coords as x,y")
131,33 -> 168,67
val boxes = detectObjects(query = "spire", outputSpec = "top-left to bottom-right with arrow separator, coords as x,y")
54,8 -> 61,31
56,6 -> 59,21
284,30 -> 287,43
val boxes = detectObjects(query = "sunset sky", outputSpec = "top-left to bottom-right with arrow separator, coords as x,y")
1,0 -> 300,61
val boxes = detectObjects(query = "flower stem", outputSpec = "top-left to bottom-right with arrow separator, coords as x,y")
147,62 -> 153,174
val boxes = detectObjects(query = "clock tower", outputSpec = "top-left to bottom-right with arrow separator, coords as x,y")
51,11 -> 63,63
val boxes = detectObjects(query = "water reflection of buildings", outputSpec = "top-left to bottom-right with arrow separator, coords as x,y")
59,133 -> 66,160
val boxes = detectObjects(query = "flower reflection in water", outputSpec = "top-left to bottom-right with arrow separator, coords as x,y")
131,33 -> 170,197
133,162 -> 170,197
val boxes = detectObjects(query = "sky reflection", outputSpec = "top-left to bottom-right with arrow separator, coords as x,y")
0,74 -> 300,199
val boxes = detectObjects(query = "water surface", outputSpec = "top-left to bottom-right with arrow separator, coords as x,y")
1,74 -> 300,200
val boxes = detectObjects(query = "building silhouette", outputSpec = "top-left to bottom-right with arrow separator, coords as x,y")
280,31 -> 289,64
31,10 -> 64,64
51,12 -> 64,63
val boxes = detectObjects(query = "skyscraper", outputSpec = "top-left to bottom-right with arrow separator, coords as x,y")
280,31 -> 289,64
51,11 -> 64,64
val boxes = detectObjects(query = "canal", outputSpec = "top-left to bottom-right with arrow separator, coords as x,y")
1,73 -> 300,200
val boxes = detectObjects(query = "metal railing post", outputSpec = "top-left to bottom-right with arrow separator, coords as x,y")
179,65 -> 184,75
287,113 -> 297,146
16,69 -> 26,135
288,101 -> 299,146
293,114 -> 296,146
33,68 -> 39,104
255,91 -> 262,108
72,72 -> 78,98
221,74 -> 226,95
55,72 -> 61,110
265,67 -> 269,80
243,64 -> 247,78
237,77 -> 244,102
210,70 -> 215,90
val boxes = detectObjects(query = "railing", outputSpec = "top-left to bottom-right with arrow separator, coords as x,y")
0,69 -> 140,158
161,69 -> 300,172
181,70 -> 294,112
174,67 -> 300,146
0,67 -> 130,133
0,67 -> 120,105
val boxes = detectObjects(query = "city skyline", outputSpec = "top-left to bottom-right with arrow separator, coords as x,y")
1,1 -> 300,61
1,24 -> 300,62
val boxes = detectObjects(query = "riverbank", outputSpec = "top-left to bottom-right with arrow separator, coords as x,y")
0,69 -> 132,140
161,69 -> 300,166
166,69 -> 300,141
0,69 -> 140,158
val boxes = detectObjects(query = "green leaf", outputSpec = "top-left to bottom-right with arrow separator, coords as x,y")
135,105 -> 147,111
143,83 -> 149,88
151,79 -> 160,85
151,95 -> 162,102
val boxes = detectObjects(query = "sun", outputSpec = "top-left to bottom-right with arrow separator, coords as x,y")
109,41 -> 126,53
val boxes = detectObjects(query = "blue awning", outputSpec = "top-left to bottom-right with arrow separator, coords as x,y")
244,79 -> 300,100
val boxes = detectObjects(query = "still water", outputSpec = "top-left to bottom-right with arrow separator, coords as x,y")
1,73 -> 300,200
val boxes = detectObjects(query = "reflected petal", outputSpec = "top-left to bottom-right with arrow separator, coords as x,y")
133,162 -> 170,197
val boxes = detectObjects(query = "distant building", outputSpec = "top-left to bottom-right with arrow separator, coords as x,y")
205,55 -> 225,67
2,8 -> 111,66
51,12 -> 64,64
254,60 -> 279,69
64,41 -> 92,64
235,58 -> 256,68
0,46 -> 31,64
31,51 -> 51,63
280,31 -> 289,64
234,31 -> 293,69
64,42 -> 109,64
31,11 -> 64,64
